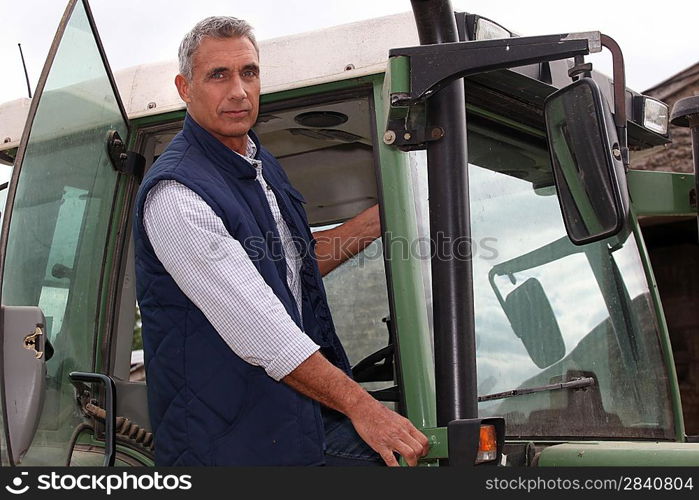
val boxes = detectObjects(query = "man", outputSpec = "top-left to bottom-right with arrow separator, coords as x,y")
133,16 -> 429,466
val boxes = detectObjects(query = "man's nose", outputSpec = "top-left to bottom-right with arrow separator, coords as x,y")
226,75 -> 247,100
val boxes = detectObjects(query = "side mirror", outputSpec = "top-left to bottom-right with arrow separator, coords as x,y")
544,78 -> 629,245
504,278 -> 565,368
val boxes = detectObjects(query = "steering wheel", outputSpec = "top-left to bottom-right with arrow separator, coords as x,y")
352,344 -> 394,383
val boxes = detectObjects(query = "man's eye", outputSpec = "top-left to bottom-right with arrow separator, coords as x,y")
243,70 -> 258,78
211,72 -> 224,79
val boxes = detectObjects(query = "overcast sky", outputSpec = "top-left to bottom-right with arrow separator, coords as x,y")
1,0 -> 697,105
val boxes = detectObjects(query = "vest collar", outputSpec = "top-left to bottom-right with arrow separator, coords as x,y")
182,113 -> 262,180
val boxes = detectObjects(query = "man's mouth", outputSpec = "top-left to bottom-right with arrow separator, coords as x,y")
222,110 -> 249,117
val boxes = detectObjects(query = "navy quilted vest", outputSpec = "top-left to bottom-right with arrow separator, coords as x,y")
133,114 -> 352,466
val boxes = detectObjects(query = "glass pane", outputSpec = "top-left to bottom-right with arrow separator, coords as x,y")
321,232 -> 392,394
1,0 -> 125,465
471,162 -> 672,439
409,119 -> 674,440
322,236 -> 390,366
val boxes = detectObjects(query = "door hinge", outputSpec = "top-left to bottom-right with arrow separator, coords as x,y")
107,130 -> 145,181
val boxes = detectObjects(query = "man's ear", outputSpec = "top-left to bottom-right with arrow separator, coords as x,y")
175,74 -> 191,104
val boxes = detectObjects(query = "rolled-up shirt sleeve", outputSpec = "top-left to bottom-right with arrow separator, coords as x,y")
142,179 -> 319,381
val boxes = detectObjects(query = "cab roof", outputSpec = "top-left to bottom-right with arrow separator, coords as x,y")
0,12 -> 419,152
0,11 -> 666,154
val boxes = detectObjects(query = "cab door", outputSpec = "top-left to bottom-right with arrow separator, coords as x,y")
0,0 -> 129,465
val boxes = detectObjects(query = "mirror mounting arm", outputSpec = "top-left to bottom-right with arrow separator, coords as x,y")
568,55 -> 593,80
600,34 -> 629,169
385,32 -> 601,150
388,31 -> 601,107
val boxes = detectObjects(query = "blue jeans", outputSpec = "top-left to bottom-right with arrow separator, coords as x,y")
322,408 -> 384,466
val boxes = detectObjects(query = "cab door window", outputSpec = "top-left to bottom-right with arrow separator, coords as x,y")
0,0 -> 127,464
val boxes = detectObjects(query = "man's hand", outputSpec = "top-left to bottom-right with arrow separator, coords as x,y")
283,351 -> 429,466
345,396 -> 430,466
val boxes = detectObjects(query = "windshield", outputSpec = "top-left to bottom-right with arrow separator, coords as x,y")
411,118 -> 674,440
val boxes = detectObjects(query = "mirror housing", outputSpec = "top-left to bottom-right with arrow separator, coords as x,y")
545,78 -> 629,245
503,278 -> 565,368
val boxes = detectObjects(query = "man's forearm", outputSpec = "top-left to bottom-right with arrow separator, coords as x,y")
282,351 -> 429,466
282,351 -> 372,417
313,204 -> 380,276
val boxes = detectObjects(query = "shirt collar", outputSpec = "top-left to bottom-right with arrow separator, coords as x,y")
182,113 -> 261,180
233,135 -> 259,167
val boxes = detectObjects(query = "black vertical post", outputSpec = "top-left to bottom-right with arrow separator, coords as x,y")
410,0 -> 478,429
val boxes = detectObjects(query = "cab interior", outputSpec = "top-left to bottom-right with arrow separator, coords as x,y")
107,89 -> 396,461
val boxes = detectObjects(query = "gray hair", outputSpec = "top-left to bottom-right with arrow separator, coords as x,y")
178,16 -> 259,80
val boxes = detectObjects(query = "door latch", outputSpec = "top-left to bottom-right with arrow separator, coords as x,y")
23,326 -> 44,359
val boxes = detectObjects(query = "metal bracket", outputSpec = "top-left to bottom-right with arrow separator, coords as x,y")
384,31 -> 602,152
382,98 -> 445,151
107,130 -> 145,181
384,122 -> 445,151
568,56 -> 593,81
388,31 -> 599,106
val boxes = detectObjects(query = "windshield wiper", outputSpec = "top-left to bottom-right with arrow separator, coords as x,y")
478,376 -> 595,402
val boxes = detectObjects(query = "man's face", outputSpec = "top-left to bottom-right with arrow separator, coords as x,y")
176,36 -> 260,153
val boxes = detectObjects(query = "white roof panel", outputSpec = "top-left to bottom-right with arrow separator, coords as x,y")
0,12 -> 418,152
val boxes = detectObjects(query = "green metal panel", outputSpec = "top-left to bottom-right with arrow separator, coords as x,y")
537,442 -> 699,466
372,78 -> 437,432
384,58 -> 411,127
628,170 -> 696,216
387,56 -> 411,96
261,77 -> 377,104
130,110 -> 185,129
421,427 -> 448,460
